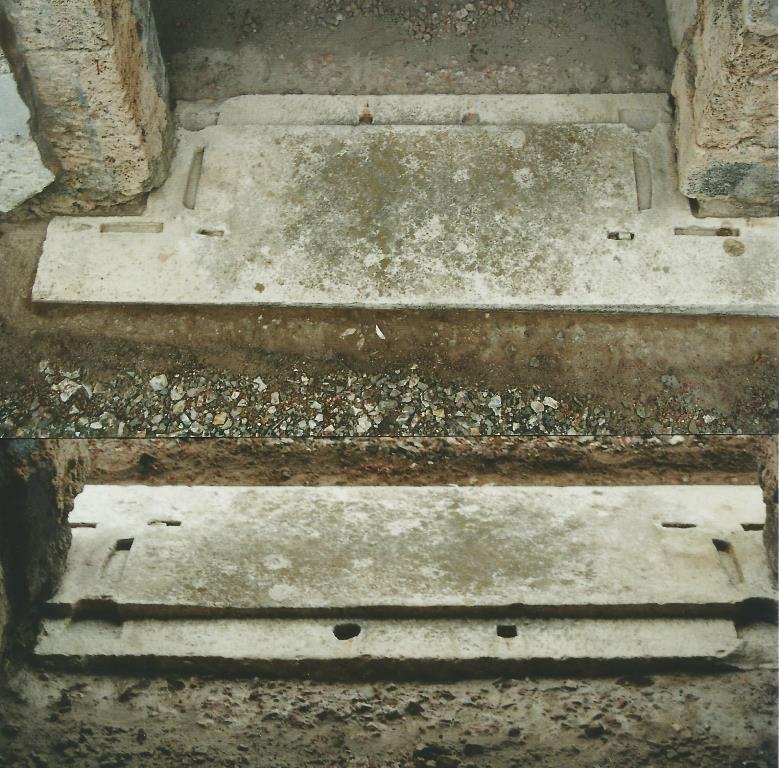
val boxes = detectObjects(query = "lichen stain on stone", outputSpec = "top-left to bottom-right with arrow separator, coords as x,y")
277,125 -> 633,299
148,490 -> 595,608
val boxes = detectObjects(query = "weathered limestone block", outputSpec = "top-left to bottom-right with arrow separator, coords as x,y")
672,0 -> 778,216
693,0 -> 777,149
0,50 -> 54,212
0,562 -> 8,662
758,435 -> 778,582
0,0 -> 173,212
0,441 -> 90,654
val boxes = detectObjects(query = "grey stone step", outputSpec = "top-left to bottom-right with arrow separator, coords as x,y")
47,484 -> 774,620
34,616 -> 743,677
32,95 -> 779,314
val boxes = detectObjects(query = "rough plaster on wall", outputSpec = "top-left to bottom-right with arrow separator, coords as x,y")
0,50 -> 54,213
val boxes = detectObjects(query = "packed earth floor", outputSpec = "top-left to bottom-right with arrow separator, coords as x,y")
1,669 -> 776,768
152,0 -> 676,100
80,435 -> 768,487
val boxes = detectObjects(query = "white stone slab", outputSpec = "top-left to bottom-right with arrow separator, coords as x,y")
49,484 -> 774,618
212,93 -> 675,127
35,617 -> 740,675
32,94 -> 779,314
0,52 -> 54,212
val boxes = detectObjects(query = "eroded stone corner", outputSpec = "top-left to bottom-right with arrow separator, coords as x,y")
672,0 -> 779,217
0,441 -> 90,659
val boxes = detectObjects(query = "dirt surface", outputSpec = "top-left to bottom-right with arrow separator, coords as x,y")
84,435 -> 768,487
152,0 -> 675,100
4,320 -> 777,437
1,666 -> 776,768
1,219 -> 777,437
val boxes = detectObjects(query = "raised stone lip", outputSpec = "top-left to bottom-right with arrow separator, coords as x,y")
31,94 -> 779,314
208,93 -> 674,128
35,616 -> 744,677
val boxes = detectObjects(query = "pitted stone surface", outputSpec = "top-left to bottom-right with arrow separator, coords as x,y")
48,484 -> 774,617
2,0 -> 171,210
672,0 -> 779,215
32,95 -> 779,313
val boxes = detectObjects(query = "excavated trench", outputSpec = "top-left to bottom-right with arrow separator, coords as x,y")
0,437 -> 777,767
2,0 -> 777,437
0,2 -> 777,766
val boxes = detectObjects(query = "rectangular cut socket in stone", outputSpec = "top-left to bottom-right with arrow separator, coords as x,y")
34,617 -> 741,677
99,222 -> 163,234
633,152 -> 653,210
182,147 -> 204,209
674,226 -> 741,237
32,94 -> 779,314
47,485 -> 775,620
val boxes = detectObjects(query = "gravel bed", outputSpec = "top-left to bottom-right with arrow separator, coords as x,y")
0,358 -> 745,438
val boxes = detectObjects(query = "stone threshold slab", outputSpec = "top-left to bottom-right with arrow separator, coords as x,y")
47,485 -> 775,619
32,94 -> 779,314
35,617 -> 741,677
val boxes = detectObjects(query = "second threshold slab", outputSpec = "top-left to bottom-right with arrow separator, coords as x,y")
48,484 -> 774,618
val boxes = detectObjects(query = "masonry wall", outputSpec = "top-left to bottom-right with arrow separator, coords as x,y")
0,0 -> 173,213
672,0 -> 779,217
759,435 -> 778,582
0,441 -> 90,659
